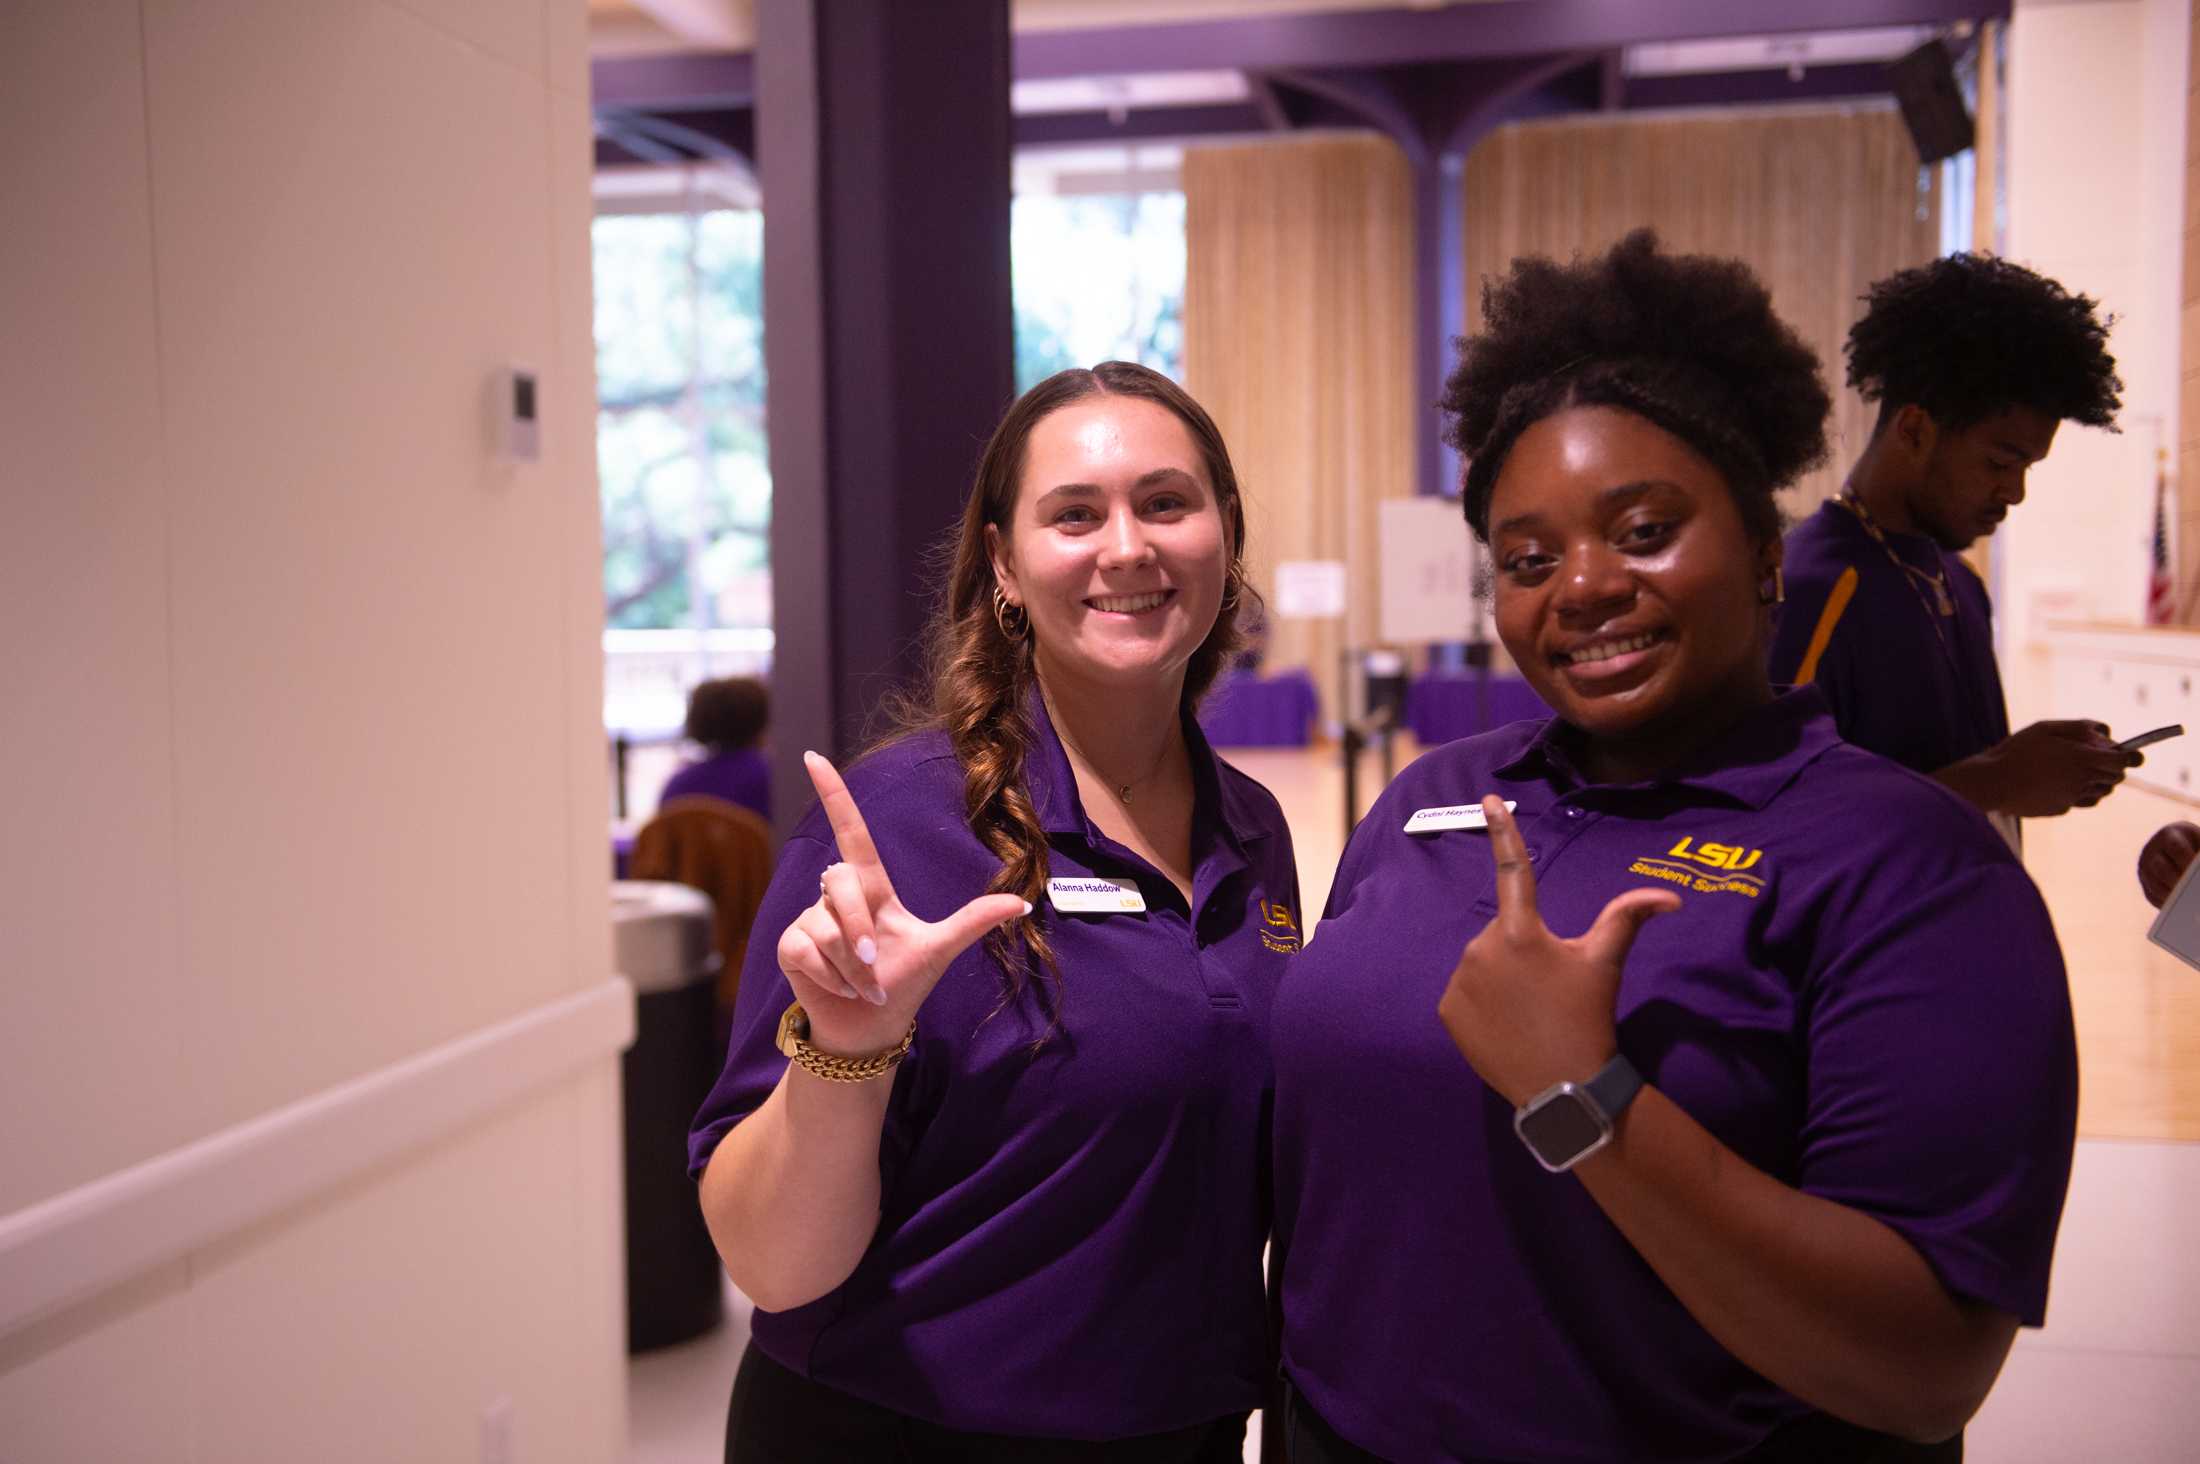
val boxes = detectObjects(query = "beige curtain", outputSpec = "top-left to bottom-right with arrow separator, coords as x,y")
1974,20 -> 2002,256
1462,104 -> 1942,522
1182,134 -> 1416,726
1968,23 -> 2002,587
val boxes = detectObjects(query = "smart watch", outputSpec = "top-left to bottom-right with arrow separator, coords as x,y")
1513,1054 -> 1644,1173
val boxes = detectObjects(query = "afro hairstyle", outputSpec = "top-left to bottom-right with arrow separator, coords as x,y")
1845,251 -> 2121,433
1442,229 -> 1830,544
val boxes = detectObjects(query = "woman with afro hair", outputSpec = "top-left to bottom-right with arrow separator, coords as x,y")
1268,232 -> 2076,1463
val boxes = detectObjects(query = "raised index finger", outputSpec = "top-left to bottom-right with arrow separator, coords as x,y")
804,750 -> 895,904
1482,794 -> 1541,935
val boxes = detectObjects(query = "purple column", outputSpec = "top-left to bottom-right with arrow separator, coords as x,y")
1415,154 -> 1469,497
757,0 -> 1015,833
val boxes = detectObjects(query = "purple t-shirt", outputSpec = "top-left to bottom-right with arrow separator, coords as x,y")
659,745 -> 772,822
689,699 -> 1300,1438
1273,689 -> 2075,1462
1770,499 -> 2010,775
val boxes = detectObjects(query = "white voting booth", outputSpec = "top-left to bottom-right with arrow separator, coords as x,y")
1264,501 -> 1488,836
1378,496 -> 1481,647
1273,559 -> 1349,622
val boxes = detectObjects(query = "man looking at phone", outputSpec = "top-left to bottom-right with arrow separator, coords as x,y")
1771,254 -> 2133,831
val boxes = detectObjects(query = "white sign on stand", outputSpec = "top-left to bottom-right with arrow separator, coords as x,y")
1379,497 -> 1476,644
1274,560 -> 1348,619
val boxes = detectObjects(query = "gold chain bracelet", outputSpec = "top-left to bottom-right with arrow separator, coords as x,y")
774,1001 -> 915,1083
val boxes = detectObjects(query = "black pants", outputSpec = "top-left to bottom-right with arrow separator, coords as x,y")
1279,1376 -> 1962,1464
726,1342 -> 1249,1464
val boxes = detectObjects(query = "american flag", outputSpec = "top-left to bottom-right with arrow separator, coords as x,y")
2148,454 -> 2174,625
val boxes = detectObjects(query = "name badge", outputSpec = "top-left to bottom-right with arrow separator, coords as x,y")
1047,876 -> 1146,914
1404,801 -> 1516,834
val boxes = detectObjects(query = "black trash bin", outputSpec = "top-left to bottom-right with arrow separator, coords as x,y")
614,879 -> 726,1352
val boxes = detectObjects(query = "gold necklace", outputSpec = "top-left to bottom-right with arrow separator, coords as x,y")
1054,720 -> 1175,806
1837,493 -> 1959,618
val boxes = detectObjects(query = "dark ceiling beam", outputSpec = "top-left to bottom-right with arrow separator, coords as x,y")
1492,60 -> 1607,130
1622,61 -> 1902,111
590,2 -> 2004,114
1258,81 -> 1381,134
593,116 -> 691,164
1256,53 -> 1591,162
1435,51 -> 1604,155
588,11 -> 1946,164
599,107 -> 753,162
1014,102 -> 1275,147
1011,0 -> 2009,79
1264,65 -> 1423,156
592,50 -> 754,109
1243,71 -> 1296,132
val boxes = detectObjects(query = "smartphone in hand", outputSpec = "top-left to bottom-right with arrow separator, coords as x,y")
2117,724 -> 2185,753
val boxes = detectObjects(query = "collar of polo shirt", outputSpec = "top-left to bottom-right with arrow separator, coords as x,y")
1496,686 -> 1842,808
1022,688 -> 1278,852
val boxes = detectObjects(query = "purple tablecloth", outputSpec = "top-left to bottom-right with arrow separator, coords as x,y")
1404,673 -> 1550,746
1200,668 -> 1320,747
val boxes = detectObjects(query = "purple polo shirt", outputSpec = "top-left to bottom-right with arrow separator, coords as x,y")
689,698 -> 1300,1438
1770,499 -> 2009,775
1273,689 -> 2075,1462
659,745 -> 772,822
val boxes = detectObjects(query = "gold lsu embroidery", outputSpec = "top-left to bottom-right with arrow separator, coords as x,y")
1627,836 -> 1767,899
1259,899 -> 1302,953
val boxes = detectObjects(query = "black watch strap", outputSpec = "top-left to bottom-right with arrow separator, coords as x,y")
1581,1054 -> 1643,1123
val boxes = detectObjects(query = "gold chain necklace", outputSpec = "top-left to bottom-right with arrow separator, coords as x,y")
1837,493 -> 1958,620
1052,718 -> 1175,806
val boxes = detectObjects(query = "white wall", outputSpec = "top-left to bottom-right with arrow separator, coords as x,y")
0,2 -> 624,1459
2000,0 -> 2192,727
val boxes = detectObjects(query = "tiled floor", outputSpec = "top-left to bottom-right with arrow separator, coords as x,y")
630,740 -> 2200,1462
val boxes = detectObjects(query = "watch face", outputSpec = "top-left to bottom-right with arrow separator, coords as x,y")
1517,1089 -> 1608,1171
774,1001 -> 808,1057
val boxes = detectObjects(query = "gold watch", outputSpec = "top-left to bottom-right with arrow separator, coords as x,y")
774,1001 -> 915,1083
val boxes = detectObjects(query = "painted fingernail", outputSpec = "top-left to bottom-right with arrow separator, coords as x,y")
855,937 -> 878,966
1020,901 -> 1034,916
864,985 -> 889,1007
838,979 -> 861,1000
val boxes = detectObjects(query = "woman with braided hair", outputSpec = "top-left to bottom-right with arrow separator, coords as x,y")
1269,233 -> 2076,1462
691,361 -> 1298,1462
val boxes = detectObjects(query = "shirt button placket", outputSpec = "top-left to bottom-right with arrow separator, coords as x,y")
1535,803 -> 1591,865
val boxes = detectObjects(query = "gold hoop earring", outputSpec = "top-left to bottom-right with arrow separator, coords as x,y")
1221,557 -> 1250,614
992,586 -> 1030,641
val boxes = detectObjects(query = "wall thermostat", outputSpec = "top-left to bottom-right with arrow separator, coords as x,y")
493,367 -> 540,462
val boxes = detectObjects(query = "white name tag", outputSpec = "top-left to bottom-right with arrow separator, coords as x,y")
1046,876 -> 1146,914
1404,801 -> 1515,834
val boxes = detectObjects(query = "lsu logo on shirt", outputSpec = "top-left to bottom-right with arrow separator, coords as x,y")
1627,835 -> 1767,899
1258,899 -> 1302,954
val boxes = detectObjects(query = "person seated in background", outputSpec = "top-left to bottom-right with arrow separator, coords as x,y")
2139,821 -> 2200,907
660,676 -> 772,822
1769,254 -> 2130,840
